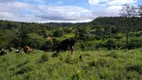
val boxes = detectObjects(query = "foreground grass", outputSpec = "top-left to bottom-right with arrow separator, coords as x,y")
0,49 -> 142,80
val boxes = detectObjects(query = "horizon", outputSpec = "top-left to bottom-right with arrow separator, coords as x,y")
0,0 -> 141,23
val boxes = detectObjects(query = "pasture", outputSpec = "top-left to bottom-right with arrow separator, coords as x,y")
0,49 -> 142,80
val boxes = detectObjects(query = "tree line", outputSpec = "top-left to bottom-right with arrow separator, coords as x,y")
0,4 -> 142,50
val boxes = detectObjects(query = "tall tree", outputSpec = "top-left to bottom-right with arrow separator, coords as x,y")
119,4 -> 138,48
138,5 -> 142,17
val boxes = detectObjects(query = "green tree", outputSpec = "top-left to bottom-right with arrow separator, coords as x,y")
53,30 -> 63,37
0,29 -> 17,48
22,33 -> 45,49
119,4 -> 138,49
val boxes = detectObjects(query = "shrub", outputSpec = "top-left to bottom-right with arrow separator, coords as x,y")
95,43 -> 105,49
52,38 -> 60,46
72,74 -> 80,80
41,40 -> 53,51
113,34 -> 122,40
65,56 -> 79,64
15,64 -> 34,75
128,42 -> 135,49
79,41 -> 86,51
39,54 -> 49,63
22,33 -> 45,49
106,51 -> 119,58
128,39 -> 142,49
126,63 -> 142,74
135,33 -> 141,37
89,58 -> 114,67
16,66 -> 32,75
105,40 -> 116,50
53,30 -> 63,37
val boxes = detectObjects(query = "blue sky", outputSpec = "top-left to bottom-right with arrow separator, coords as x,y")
0,0 -> 141,23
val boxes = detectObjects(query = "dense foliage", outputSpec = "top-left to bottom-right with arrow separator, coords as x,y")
0,16 -> 142,50
0,4 -> 142,80
0,49 -> 142,79
0,4 -> 142,50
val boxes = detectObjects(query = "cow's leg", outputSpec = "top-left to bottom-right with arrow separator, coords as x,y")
56,47 -> 59,53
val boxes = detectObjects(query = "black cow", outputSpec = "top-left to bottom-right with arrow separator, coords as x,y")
56,38 -> 75,54
8,47 -> 13,53
0,48 -> 7,56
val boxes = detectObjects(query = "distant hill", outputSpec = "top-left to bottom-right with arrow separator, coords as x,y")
44,23 -> 75,27
88,17 -> 142,31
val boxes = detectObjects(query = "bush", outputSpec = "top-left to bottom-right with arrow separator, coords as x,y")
113,35 -> 122,40
53,30 -> 63,37
106,51 -> 119,58
52,38 -> 60,46
16,66 -> 32,75
126,63 -> 142,74
22,33 -> 45,49
39,54 -> 49,63
135,33 -> 141,37
105,40 -> 116,50
64,28 -> 72,33
95,43 -> 105,49
72,74 -> 80,80
41,40 -> 53,51
79,41 -> 86,51
128,42 -> 135,49
128,39 -> 142,49
65,56 -> 79,64
89,58 -> 114,67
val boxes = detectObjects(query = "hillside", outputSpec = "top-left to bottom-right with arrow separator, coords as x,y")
0,49 -> 142,80
0,16 -> 142,50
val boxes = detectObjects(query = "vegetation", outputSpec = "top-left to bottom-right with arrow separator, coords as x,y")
0,4 -> 142,80
0,15 -> 142,50
0,49 -> 142,80
0,4 -> 142,50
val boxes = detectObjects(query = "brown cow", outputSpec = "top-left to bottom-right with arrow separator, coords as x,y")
24,46 -> 31,54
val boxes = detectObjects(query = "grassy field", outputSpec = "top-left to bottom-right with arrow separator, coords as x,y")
0,49 -> 142,80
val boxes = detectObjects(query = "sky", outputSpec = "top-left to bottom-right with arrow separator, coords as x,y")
0,0 -> 141,23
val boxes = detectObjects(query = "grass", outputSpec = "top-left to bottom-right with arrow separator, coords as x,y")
63,33 -> 75,38
0,49 -> 142,80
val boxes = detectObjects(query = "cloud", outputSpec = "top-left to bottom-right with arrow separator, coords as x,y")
21,0 -> 45,4
108,0 -> 137,5
88,0 -> 138,19
88,0 -> 109,6
0,0 -> 138,23
36,6 -> 92,20
0,1 -> 94,23
91,7 -> 121,17
88,0 -> 137,6
0,0 -> 16,3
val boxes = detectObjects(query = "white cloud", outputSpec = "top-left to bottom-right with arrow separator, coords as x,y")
92,8 -> 120,17
88,0 -> 109,6
21,0 -> 45,4
0,0 -> 138,23
107,5 -> 122,10
0,1 -> 94,23
0,1 -> 122,23
88,0 -> 138,19
88,0 -> 137,6
35,5 -> 94,21
108,0 -> 137,5
0,0 -> 16,3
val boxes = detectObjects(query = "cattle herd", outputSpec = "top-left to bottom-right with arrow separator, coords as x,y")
0,38 -> 76,56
